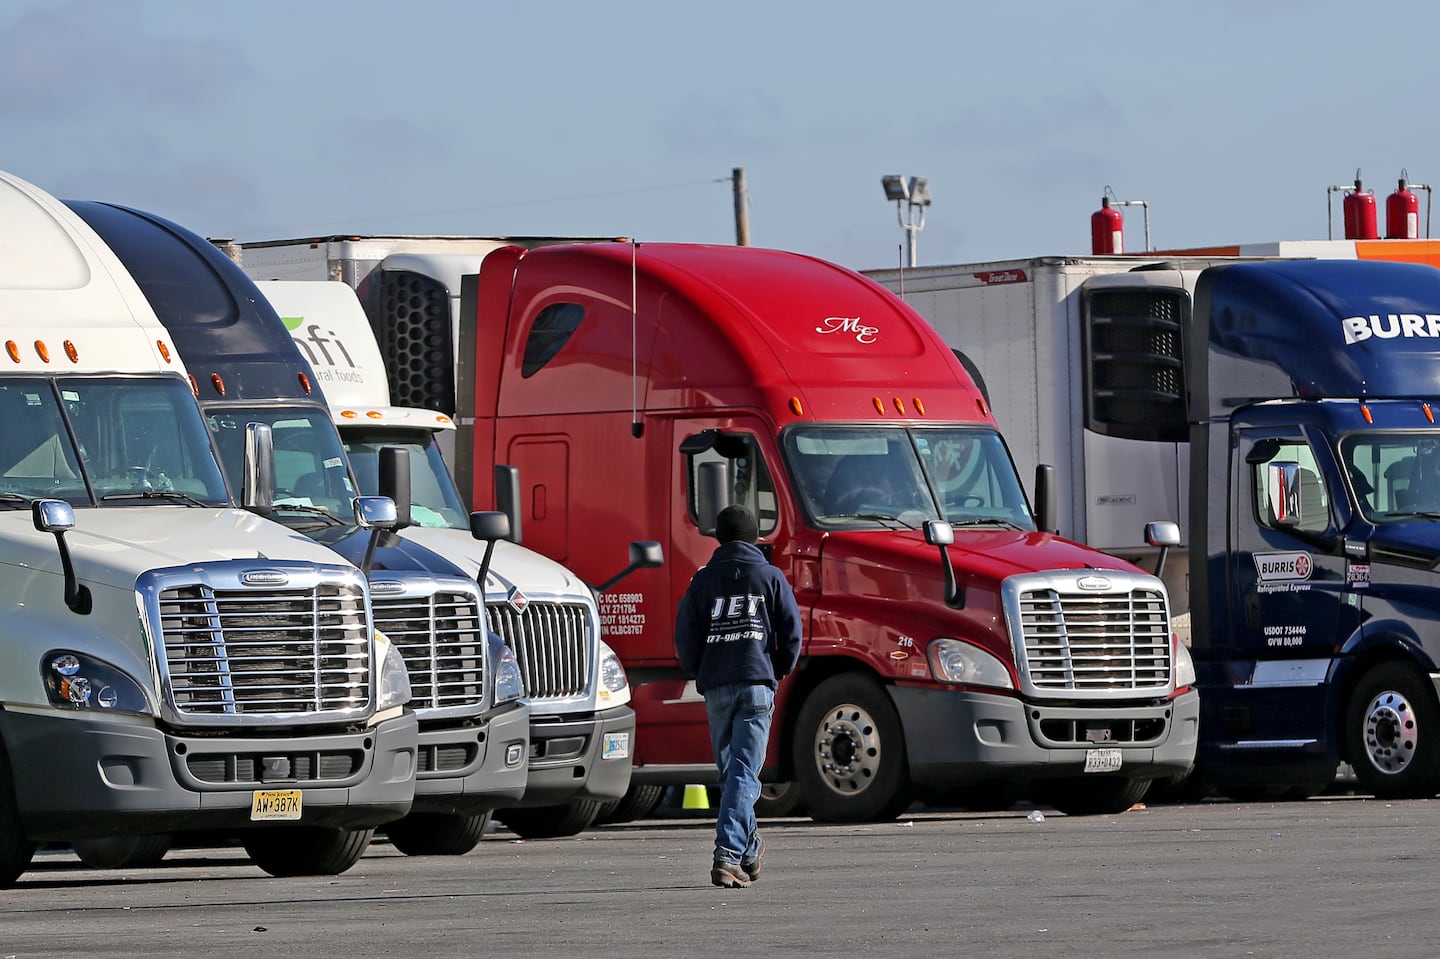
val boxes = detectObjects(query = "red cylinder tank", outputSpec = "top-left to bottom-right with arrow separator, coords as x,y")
1344,179 -> 1379,240
1091,197 -> 1124,254
1386,177 -> 1419,239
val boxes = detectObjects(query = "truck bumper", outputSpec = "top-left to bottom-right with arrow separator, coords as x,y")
891,686 -> 1200,785
511,704 -> 635,805
410,701 -> 530,815
0,708 -> 419,842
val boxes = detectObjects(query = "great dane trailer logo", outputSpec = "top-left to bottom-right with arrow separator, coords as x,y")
1255,551 -> 1313,593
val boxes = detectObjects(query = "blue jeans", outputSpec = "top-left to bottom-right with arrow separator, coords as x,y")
704,682 -> 774,865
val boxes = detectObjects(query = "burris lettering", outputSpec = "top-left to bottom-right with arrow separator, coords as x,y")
1340,313 -> 1440,345
816,316 -> 879,344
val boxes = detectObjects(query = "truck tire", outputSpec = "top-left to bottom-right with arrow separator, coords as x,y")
241,826 -> 374,877
71,834 -> 172,869
495,799 -> 604,839
1344,661 -> 1440,798
755,781 -> 808,818
383,812 -> 490,856
794,674 -> 912,822
1041,776 -> 1150,815
0,749 -> 35,888
596,784 -> 665,824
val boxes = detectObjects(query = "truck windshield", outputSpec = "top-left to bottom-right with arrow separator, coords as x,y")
205,405 -> 357,520
783,425 -> 1034,530
341,427 -> 470,529
0,377 -> 228,508
1341,432 -> 1440,521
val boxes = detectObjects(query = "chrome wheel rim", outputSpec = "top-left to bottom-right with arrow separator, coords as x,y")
1362,688 -> 1419,775
812,701 -> 881,796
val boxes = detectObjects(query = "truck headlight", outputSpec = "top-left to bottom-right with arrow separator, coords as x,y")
927,638 -> 1016,690
375,630 -> 412,710
493,644 -> 526,705
597,639 -> 630,707
42,651 -> 153,716
1174,637 -> 1197,690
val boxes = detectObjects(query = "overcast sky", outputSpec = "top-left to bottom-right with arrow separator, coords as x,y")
6,0 -> 1438,271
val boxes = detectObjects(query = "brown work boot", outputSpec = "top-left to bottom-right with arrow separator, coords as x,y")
742,833 -> 764,881
710,860 -> 751,888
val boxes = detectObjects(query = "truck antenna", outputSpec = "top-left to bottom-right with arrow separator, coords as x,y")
631,240 -> 643,438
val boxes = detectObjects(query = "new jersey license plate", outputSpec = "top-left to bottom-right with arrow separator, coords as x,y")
251,788 -> 303,821
1083,748 -> 1123,774
602,732 -> 631,761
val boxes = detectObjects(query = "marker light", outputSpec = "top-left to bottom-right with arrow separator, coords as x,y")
893,397 -> 906,415
436,414 -> 453,426
788,396 -> 804,416
1425,403 -> 1435,424
914,398 -> 926,416
340,409 -> 358,419
298,372 -> 313,395
367,410 -> 384,419
1361,403 -> 1373,424
33,340 -> 50,363
188,374 -> 199,396
156,340 -> 172,363
210,372 -> 226,396
63,340 -> 79,363
872,396 -> 885,414
6,340 -> 19,363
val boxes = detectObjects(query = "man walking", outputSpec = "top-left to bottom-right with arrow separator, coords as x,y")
675,504 -> 802,888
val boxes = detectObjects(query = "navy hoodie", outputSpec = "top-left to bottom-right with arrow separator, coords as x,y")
674,541 -> 803,692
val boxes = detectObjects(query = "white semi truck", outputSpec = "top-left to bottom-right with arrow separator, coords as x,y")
0,170 -> 417,886
252,277 -> 645,835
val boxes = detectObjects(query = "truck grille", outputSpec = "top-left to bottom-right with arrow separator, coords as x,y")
158,582 -> 371,716
486,601 -> 591,700
372,590 -> 487,709
1012,578 -> 1171,697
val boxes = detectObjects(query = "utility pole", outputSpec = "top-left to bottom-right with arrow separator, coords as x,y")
732,167 -> 750,246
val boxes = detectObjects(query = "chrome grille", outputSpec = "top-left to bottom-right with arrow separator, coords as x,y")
487,601 -> 590,700
1012,578 -> 1171,696
159,582 -> 370,716
373,590 -> 486,710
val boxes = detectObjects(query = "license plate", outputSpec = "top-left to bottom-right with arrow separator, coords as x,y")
1083,748 -> 1123,774
602,732 -> 630,761
250,789 -> 303,821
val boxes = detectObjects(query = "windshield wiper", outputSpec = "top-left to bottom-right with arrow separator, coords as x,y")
271,503 -> 347,525
1382,510 -> 1440,521
99,490 -> 211,507
0,492 -> 35,509
950,517 -> 1024,530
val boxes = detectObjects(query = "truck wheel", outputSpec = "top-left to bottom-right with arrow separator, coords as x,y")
0,749 -> 35,888
794,674 -> 912,822
71,834 -> 172,868
1042,776 -> 1150,815
755,781 -> 808,818
495,799 -> 604,839
1345,661 -> 1440,798
384,812 -> 490,856
241,826 -> 374,877
596,784 -> 665,824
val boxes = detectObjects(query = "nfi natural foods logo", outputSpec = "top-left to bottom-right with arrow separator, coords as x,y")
282,315 -> 364,384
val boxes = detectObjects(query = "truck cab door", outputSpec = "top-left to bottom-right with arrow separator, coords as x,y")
1223,426 -> 1357,743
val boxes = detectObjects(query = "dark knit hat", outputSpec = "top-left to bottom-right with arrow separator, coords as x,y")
715,504 -> 758,544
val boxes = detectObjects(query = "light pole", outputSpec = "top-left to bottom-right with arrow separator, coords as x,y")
882,175 -> 931,267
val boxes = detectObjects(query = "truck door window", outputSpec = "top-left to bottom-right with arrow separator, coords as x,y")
1252,440 -> 1331,534
684,433 -> 777,534
522,302 -> 584,377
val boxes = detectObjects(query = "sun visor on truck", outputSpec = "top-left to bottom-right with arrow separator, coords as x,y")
1194,258 -> 1440,416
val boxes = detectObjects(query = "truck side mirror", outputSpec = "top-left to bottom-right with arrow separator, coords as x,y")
593,540 -> 665,594
33,499 -> 91,615
377,446 -> 413,531
1033,464 -> 1058,534
241,421 -> 276,513
468,510 -> 512,594
1144,520 -> 1181,578
354,495 -> 399,575
494,464 -> 522,544
696,461 -> 729,536
924,520 -> 964,609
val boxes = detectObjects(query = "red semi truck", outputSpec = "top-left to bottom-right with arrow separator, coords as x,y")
240,237 -> 1199,820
